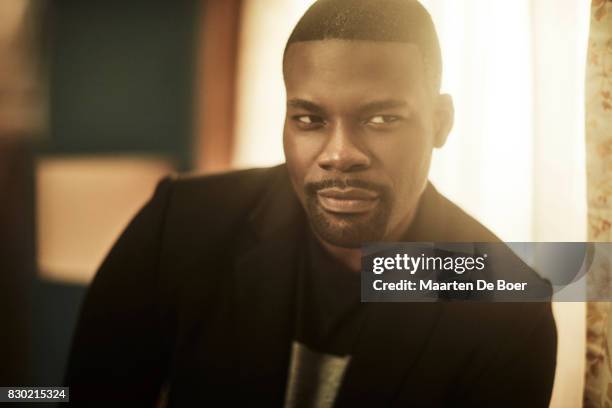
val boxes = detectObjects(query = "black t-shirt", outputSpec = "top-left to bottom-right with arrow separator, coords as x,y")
284,229 -> 367,407
294,228 -> 366,356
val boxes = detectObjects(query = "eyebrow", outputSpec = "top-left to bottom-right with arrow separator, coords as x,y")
287,98 -> 409,115
358,99 -> 408,113
287,99 -> 325,114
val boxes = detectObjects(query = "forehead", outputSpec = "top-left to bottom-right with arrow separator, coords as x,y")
283,40 -> 428,101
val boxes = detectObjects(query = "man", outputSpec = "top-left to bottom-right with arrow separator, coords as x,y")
66,0 -> 557,406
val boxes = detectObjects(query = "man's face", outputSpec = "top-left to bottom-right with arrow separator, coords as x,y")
283,40 -> 448,248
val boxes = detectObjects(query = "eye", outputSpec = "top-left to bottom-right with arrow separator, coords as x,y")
292,115 -> 325,129
297,115 -> 315,124
367,115 -> 401,125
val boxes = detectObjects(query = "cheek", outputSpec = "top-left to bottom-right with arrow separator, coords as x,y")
283,129 -> 322,189
283,130 -> 321,175
369,129 -> 433,198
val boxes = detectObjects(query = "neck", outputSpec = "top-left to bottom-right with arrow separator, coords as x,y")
318,240 -> 363,272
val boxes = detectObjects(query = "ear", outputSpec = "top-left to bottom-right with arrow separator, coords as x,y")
433,94 -> 454,148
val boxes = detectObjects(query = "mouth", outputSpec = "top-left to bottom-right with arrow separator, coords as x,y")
316,187 -> 380,214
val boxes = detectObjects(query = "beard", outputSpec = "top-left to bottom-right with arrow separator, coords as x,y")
304,178 -> 392,248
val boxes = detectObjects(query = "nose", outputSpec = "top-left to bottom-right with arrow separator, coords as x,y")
317,123 -> 370,173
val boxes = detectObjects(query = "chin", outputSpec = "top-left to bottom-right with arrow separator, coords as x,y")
308,205 -> 388,248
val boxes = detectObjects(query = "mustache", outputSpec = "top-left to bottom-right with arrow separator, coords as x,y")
305,178 -> 389,197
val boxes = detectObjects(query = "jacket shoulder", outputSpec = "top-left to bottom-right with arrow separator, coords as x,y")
166,165 -> 278,220
154,165 -> 283,254
171,165 -> 278,204
433,188 -> 500,242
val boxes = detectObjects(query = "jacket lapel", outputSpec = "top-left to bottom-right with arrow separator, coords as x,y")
334,301 -> 443,406
233,165 -> 306,405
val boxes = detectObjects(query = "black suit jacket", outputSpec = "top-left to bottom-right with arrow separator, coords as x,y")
65,164 -> 557,407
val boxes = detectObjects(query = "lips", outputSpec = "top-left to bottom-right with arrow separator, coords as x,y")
316,187 -> 380,214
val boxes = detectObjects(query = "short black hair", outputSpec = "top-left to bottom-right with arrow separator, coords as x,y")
284,0 -> 442,93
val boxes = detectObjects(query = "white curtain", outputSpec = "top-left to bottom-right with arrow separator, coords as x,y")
234,1 -> 590,406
